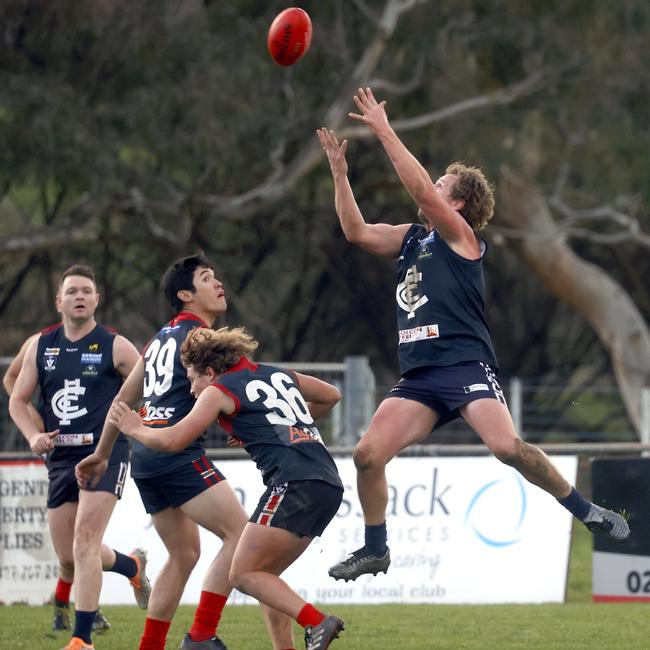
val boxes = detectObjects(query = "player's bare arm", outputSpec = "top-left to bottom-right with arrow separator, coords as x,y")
3,333 -> 45,432
8,337 -> 59,454
318,126 -> 410,258
294,372 -> 341,421
350,87 -> 479,257
112,334 -> 141,380
109,385 -> 233,453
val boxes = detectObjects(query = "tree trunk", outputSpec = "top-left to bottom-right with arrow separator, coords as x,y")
498,167 -> 650,435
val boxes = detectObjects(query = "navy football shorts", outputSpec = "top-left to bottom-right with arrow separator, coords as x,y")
48,458 -> 129,509
251,480 -> 343,538
388,361 -> 507,428
134,454 -> 226,514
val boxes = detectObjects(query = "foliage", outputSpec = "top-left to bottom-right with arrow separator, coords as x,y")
0,1 -> 648,434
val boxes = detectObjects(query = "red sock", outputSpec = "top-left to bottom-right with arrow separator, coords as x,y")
297,603 -> 326,629
54,578 -> 73,605
139,617 -> 171,650
189,591 -> 228,642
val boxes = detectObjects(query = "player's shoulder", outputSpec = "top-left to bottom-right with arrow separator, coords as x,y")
40,322 -> 62,336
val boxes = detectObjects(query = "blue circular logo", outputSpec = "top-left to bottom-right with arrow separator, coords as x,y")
464,473 -> 527,547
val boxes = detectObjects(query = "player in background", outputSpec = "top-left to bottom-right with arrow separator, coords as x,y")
109,326 -> 345,650
76,254 -> 295,650
3,334 -> 112,633
317,87 -> 630,582
8,265 -> 150,650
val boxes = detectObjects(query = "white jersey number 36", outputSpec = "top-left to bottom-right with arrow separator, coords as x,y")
246,371 -> 314,426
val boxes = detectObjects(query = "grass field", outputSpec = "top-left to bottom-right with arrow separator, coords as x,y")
1,522 -> 646,649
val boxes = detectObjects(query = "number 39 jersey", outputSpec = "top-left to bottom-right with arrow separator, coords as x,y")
130,312 -> 208,479
214,358 -> 342,489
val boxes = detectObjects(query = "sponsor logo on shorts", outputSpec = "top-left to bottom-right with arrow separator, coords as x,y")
463,383 -> 489,393
480,363 -> 507,405
398,324 -> 439,344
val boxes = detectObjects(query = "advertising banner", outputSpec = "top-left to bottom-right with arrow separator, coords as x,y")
1,455 -> 577,605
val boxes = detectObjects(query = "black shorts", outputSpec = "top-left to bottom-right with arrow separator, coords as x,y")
48,459 -> 128,509
389,361 -> 506,428
133,454 -> 226,514
251,480 -> 343,538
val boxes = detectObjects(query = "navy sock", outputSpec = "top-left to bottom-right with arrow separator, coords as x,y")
364,522 -> 387,556
72,609 -> 96,644
108,550 -> 137,579
557,487 -> 591,521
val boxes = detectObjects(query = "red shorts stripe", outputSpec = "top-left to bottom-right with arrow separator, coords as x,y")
256,491 -> 285,526
192,458 -> 218,486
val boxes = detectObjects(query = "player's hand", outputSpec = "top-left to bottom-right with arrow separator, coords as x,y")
75,453 -> 109,489
317,128 -> 348,177
226,435 -> 245,448
30,429 -> 59,455
108,400 -> 142,436
349,87 -> 390,135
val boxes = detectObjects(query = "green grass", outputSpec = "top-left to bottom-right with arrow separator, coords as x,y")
2,522 -> 646,649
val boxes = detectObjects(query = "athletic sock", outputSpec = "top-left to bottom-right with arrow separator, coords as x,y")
557,486 -> 592,521
139,617 -> 171,650
188,591 -> 228,642
72,609 -> 96,644
108,550 -> 138,579
54,578 -> 73,606
364,522 -> 388,556
297,603 -> 326,629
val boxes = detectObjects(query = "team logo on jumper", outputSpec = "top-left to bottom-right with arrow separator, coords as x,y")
88,343 -> 100,351
44,347 -> 60,372
396,265 -> 429,319
51,378 -> 88,425
398,324 -> 439,344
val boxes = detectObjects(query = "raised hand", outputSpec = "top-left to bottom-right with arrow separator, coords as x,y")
317,127 -> 348,177
349,87 -> 390,136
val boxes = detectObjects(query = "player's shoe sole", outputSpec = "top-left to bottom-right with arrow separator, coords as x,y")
305,615 -> 345,650
328,546 -> 391,582
584,504 -> 630,541
59,637 -> 94,650
129,547 -> 152,609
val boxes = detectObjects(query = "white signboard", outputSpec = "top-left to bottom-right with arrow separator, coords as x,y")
0,460 -> 59,604
1,455 -> 577,605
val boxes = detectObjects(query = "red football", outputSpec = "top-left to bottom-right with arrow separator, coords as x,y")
267,7 -> 312,67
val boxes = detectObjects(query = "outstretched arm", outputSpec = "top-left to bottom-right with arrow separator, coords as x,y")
350,87 -> 476,252
317,127 -> 410,258
108,385 -> 232,453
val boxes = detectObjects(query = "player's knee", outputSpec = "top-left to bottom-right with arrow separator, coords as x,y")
492,438 -> 524,466
353,443 -> 383,473
170,542 -> 201,574
228,568 -> 249,595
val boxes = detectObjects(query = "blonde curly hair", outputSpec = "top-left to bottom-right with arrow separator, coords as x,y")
446,162 -> 495,230
180,326 -> 258,375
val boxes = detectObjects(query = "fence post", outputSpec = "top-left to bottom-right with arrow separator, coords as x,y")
510,377 -> 523,436
343,356 -> 376,445
641,387 -> 650,453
